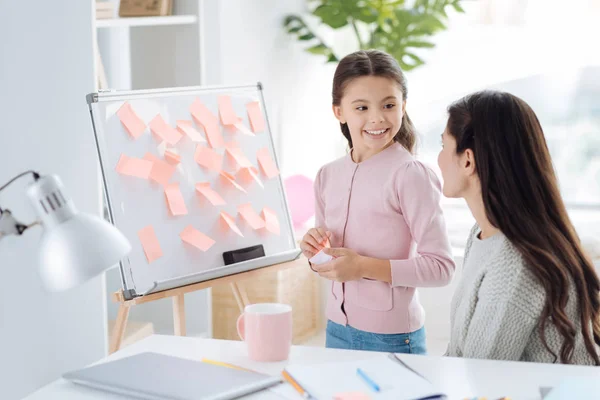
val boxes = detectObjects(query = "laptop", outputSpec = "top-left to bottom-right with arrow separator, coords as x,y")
63,352 -> 281,400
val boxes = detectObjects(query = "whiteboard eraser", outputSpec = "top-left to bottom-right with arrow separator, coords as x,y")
309,249 -> 333,265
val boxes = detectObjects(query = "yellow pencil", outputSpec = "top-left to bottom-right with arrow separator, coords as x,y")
201,358 -> 255,372
282,370 -> 313,399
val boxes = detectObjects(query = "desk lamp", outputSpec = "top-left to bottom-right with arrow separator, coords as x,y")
0,171 -> 130,291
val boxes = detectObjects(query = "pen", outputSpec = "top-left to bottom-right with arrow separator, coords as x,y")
356,368 -> 381,393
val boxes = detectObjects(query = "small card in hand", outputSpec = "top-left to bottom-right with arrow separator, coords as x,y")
309,249 -> 333,265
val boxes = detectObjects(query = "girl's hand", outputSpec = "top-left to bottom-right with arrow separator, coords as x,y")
300,228 -> 331,259
312,248 -> 365,282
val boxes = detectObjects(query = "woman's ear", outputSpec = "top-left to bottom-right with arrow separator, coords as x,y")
332,105 -> 345,124
463,148 -> 477,176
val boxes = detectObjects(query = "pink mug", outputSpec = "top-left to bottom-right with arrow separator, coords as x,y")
237,303 -> 292,362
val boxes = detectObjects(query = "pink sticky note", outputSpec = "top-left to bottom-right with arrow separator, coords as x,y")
194,146 -> 223,172
164,183 -> 188,216
115,154 -> 153,179
149,114 -> 183,146
176,120 -> 206,143
225,140 -> 241,149
164,150 -> 181,165
333,393 -> 372,400
180,225 -> 215,252
218,95 -> 238,126
190,98 -> 218,126
204,121 -> 225,149
233,121 -> 254,136
220,211 -> 243,237
143,153 -> 176,186
238,203 -> 265,230
190,99 -> 224,148
195,182 -> 226,206
220,171 -> 247,193
138,225 -> 163,263
261,207 -> 280,235
237,167 -> 263,188
246,101 -> 265,133
257,147 -> 279,179
225,147 -> 252,168
116,102 -> 146,139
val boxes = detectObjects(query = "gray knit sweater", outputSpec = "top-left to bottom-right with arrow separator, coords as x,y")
447,225 -> 599,364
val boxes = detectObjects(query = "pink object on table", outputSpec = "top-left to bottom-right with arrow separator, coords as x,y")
237,303 -> 292,362
284,175 -> 315,229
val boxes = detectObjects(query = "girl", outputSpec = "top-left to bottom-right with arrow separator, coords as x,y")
439,90 -> 600,364
300,50 -> 455,354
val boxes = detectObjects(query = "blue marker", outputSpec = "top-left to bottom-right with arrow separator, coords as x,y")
356,368 -> 381,393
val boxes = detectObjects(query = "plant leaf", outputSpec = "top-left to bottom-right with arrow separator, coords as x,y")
313,4 -> 349,29
306,44 -> 329,55
298,33 -> 316,41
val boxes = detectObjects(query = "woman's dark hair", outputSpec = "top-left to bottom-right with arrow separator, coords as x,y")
332,50 -> 416,153
447,90 -> 600,364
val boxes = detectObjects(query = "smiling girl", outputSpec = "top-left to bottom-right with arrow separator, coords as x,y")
300,50 -> 455,353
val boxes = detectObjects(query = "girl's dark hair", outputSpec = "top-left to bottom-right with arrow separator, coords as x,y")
332,50 -> 416,153
447,90 -> 600,364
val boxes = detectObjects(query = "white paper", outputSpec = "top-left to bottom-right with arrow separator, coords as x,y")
309,249 -> 333,265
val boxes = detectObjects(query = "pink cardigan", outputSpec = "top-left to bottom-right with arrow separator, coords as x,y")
314,142 -> 455,334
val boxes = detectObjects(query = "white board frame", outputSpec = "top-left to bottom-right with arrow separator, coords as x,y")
87,84 -> 300,298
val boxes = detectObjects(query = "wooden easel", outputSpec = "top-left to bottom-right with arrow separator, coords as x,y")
109,258 -> 304,354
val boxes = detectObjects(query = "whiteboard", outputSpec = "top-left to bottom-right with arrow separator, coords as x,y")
87,84 -> 300,298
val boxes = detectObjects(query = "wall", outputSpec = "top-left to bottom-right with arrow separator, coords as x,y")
0,1 -> 107,398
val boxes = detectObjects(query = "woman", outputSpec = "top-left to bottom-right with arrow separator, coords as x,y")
438,90 -> 600,364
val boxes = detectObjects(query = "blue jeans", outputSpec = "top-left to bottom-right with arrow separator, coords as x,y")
326,320 -> 427,354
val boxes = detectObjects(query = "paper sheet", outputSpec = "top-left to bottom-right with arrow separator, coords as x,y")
309,250 -> 333,265
284,355 -> 444,400
220,171 -> 247,193
117,102 -> 146,139
257,147 -> 280,179
164,150 -> 181,165
334,393 -> 372,400
246,101 -> 265,133
238,203 -> 265,230
143,153 -> 176,186
190,99 -> 224,148
149,114 -> 183,145
195,182 -> 226,206
176,120 -> 206,143
180,225 -> 215,252
233,121 -> 255,136
237,167 -> 264,188
261,207 -> 280,235
218,95 -> 239,126
138,225 -> 163,263
164,183 -> 188,216
115,154 -> 153,179
226,147 -> 253,168
194,146 -> 223,172
220,211 -> 243,237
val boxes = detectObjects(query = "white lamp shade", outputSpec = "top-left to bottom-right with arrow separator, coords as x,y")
38,213 -> 131,292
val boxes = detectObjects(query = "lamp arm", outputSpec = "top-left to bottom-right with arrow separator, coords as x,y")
0,170 -> 42,238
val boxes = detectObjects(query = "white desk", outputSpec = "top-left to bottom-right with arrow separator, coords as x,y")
26,335 -> 600,400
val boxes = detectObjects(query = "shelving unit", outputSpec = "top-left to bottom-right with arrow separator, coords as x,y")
93,0 -> 204,91
96,15 -> 197,28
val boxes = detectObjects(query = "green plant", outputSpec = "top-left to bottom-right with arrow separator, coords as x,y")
284,0 -> 465,70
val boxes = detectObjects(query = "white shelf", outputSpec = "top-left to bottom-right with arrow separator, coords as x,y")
96,15 -> 197,28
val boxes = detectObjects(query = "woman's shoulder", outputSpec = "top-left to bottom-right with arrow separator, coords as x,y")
485,234 -> 546,312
